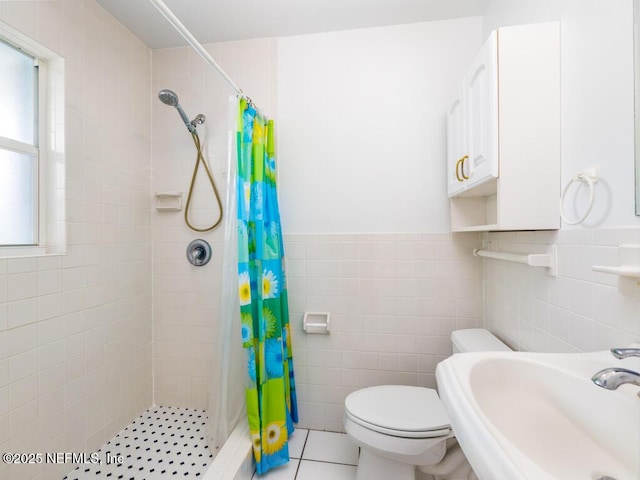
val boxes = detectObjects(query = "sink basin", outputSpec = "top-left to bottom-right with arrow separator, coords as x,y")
436,350 -> 640,480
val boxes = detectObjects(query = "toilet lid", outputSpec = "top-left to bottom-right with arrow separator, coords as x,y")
345,386 -> 450,434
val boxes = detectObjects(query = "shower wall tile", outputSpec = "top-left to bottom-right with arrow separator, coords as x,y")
284,232 -> 483,432
0,1 -> 153,479
151,38 -> 278,412
484,227 -> 640,353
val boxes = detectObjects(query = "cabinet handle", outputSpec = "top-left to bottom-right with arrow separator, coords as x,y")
456,155 -> 469,182
460,155 -> 469,180
455,158 -> 463,182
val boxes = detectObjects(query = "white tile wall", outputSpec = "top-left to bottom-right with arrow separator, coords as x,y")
3,4 -> 636,480
151,38 -> 277,410
0,1 -> 153,479
484,227 -> 640,353
285,233 -> 483,431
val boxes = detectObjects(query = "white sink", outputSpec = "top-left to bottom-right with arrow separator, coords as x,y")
436,350 -> 640,480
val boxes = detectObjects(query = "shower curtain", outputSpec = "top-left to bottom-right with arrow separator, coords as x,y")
236,98 -> 298,474
206,96 -> 246,454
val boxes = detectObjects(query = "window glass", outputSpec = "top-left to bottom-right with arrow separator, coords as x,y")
0,37 -> 38,247
0,39 -> 36,145
0,149 -> 37,245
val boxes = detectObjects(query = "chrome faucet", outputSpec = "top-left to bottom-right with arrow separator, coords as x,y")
591,368 -> 640,390
591,348 -> 640,397
610,347 -> 640,359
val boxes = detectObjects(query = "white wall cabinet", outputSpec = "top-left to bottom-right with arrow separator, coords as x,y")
447,32 -> 498,196
447,22 -> 561,231
446,92 -> 467,197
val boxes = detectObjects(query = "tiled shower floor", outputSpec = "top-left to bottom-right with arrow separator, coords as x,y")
64,406 -> 214,479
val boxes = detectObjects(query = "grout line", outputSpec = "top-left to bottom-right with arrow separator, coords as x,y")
298,458 -> 358,467
298,429 -> 310,457
254,430 -> 359,478
293,458 -> 302,479
292,430 -> 309,479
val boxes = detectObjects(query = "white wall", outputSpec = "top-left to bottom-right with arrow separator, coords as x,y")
481,0 -> 640,352
275,0 -> 640,367
484,0 -> 639,229
273,18 -> 487,431
150,18 -> 487,433
151,38 -> 276,410
277,18 -> 483,233
484,228 -> 640,352
0,2 -> 153,479
3,5 -> 632,472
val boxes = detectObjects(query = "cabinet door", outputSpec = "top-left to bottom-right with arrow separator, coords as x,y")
465,31 -> 498,190
446,90 -> 467,197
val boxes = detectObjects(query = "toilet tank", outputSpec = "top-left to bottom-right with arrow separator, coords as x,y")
451,328 -> 511,354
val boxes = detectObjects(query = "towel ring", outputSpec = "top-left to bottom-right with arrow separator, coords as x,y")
560,171 -> 598,225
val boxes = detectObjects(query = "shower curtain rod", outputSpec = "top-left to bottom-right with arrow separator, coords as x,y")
147,0 -> 244,96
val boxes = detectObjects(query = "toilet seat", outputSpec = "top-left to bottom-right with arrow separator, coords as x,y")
345,385 -> 451,439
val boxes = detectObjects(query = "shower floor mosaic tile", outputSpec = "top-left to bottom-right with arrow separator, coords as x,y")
64,406 -> 214,480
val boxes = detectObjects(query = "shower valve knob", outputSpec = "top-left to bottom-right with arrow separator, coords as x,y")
187,239 -> 212,266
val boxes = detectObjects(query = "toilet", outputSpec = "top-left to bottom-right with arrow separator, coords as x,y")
344,329 -> 510,480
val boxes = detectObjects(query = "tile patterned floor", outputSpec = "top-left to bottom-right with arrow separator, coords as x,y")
63,407 -> 357,480
253,429 -> 358,480
64,406 -> 214,479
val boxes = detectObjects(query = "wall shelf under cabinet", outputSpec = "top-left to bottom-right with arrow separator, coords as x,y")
454,224 -> 500,232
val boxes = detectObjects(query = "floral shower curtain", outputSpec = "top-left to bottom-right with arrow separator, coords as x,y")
236,98 -> 298,474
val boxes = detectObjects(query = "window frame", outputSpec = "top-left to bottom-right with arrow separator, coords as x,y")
0,22 -> 65,259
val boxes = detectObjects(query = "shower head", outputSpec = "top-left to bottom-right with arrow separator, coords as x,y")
158,89 -> 179,107
158,89 -> 204,133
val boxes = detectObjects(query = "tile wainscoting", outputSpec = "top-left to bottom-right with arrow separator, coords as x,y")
284,232 -> 483,431
484,227 -> 640,353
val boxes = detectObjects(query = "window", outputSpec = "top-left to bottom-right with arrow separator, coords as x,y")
0,26 -> 65,258
0,38 -> 39,246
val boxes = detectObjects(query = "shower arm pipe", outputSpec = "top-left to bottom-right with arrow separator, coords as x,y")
147,0 -> 243,96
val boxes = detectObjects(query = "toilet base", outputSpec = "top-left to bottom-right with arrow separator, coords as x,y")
356,449 -> 416,480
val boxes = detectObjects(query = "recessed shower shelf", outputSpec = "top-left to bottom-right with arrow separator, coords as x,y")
155,192 -> 183,211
